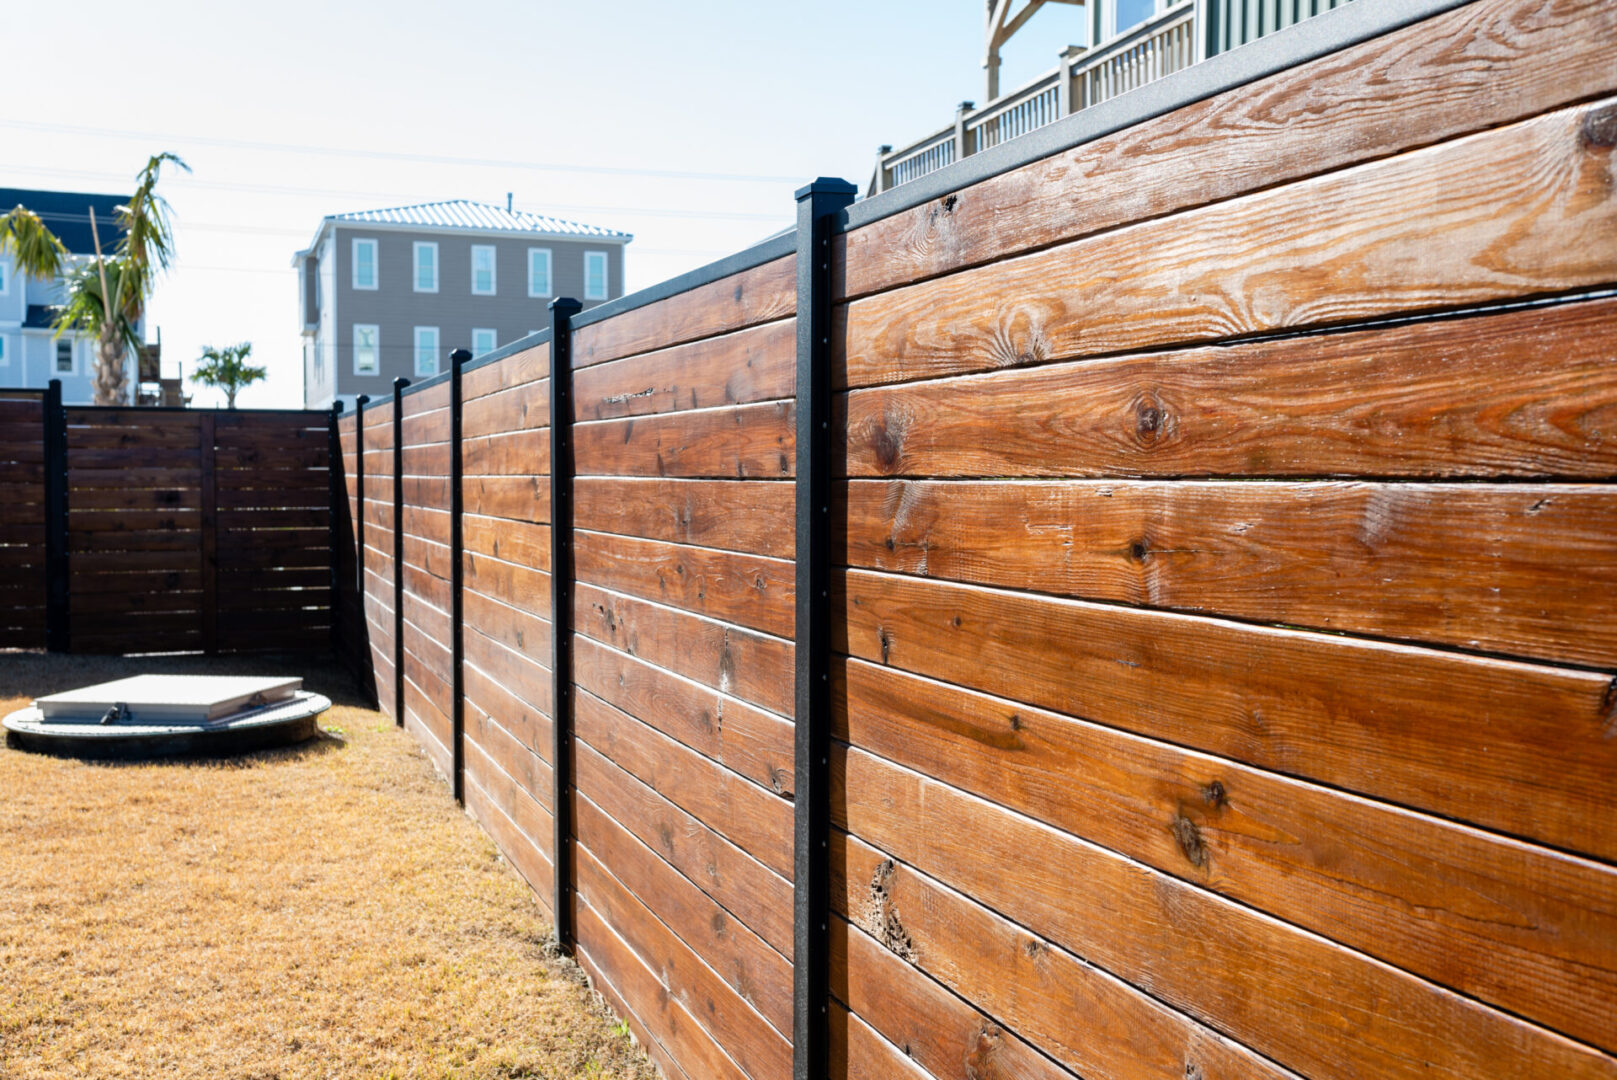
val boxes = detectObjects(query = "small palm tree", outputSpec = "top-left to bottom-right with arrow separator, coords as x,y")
192,343 -> 267,409
0,152 -> 188,405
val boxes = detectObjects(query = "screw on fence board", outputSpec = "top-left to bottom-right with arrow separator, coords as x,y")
393,377 -> 411,727
792,177 -> 857,1080
329,400 -> 344,660
42,379 -> 68,652
449,348 -> 471,806
548,296 -> 583,952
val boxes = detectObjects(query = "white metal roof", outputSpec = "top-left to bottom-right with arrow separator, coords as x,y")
327,199 -> 631,240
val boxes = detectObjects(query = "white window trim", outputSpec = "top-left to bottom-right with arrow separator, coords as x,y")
54,336 -> 77,377
527,247 -> 553,298
413,241 -> 439,294
471,328 -> 498,357
353,323 -> 380,376
414,326 -> 440,377
471,245 -> 497,296
351,238 -> 379,290
584,250 -> 609,301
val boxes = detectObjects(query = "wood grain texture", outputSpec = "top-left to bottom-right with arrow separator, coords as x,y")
573,401 -> 793,479
841,479 -> 1617,666
573,256 -> 795,369
462,381 -> 550,440
576,792 -> 792,1032
574,582 -> 794,717
835,745 -> 1617,1080
838,98 -> 1617,389
574,477 -> 793,559
573,634 -> 794,796
575,845 -> 791,1080
838,569 -> 1617,862
573,898 -> 750,1080
575,689 -> 791,877
576,739 -> 793,957
840,295 -> 1617,480
833,829 -> 1301,1080
839,657 -> 1617,1051
574,319 -> 794,422
463,343 -> 547,401
831,915 -> 1078,1080
462,428 -> 549,479
574,530 -> 794,639
831,999 -> 935,1080
837,0 -> 1617,300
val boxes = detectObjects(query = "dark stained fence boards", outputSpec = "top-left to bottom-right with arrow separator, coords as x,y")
57,406 -> 333,656
0,389 -> 47,649
334,3 -> 1617,1079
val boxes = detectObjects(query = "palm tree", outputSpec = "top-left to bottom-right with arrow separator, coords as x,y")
191,343 -> 266,409
0,152 -> 188,405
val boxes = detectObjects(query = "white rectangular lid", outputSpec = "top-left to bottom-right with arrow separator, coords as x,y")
36,675 -> 302,724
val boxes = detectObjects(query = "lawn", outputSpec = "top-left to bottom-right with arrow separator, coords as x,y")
0,650 -> 653,1080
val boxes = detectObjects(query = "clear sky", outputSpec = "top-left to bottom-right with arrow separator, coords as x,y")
3,0 -> 1087,407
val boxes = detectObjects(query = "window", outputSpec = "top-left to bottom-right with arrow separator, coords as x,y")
471,245 -> 497,295
0,335 -> 8,367
413,242 -> 439,293
584,250 -> 609,301
56,338 -> 74,374
414,326 -> 439,376
1115,0 -> 1154,31
353,324 -> 379,375
471,328 -> 497,357
0,256 -> 10,295
527,248 -> 552,298
352,238 -> 378,290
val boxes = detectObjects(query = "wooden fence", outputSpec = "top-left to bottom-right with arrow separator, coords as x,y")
338,0 -> 1617,1077
0,393 -> 339,655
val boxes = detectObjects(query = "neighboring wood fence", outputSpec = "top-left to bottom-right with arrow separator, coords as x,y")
336,0 -> 1617,1077
0,393 -> 339,655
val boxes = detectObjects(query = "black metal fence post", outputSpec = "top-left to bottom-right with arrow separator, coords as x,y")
548,296 -> 582,950
355,393 -> 370,610
42,379 -> 68,653
792,178 -> 856,1080
393,377 -> 410,727
449,348 -> 471,806
328,401 -> 343,657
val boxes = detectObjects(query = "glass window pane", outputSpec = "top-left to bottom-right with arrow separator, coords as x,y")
415,244 -> 437,291
415,328 -> 438,376
1116,0 -> 1154,32
56,340 -> 73,372
473,329 -> 497,357
472,246 -> 495,294
585,251 -> 608,300
529,249 -> 551,297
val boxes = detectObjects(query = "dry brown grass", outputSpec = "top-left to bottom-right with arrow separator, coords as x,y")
0,650 -> 655,1080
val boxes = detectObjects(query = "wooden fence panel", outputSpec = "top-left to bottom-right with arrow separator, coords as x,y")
361,399 -> 397,717
398,381 -> 454,778
826,4 -> 1617,1078
569,296 -> 797,1080
331,5 -> 1617,1079
0,390 -> 46,649
460,342 -> 557,921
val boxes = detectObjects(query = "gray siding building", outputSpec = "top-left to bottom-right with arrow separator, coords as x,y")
295,199 -> 630,409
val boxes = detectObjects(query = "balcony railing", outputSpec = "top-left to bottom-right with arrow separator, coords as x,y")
871,2 -> 1200,195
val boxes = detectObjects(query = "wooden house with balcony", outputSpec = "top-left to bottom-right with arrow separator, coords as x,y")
871,0 -> 1354,193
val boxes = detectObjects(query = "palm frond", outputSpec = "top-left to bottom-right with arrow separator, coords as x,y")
0,206 -> 69,281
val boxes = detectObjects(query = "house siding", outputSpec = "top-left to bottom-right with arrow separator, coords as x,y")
312,224 -> 624,406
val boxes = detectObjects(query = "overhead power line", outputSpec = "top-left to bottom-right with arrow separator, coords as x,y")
0,118 -> 803,185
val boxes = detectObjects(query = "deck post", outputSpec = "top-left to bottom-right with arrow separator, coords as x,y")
792,176 -> 857,1080
42,379 -> 68,652
393,377 -> 410,727
449,349 -> 470,806
549,296 -> 583,951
